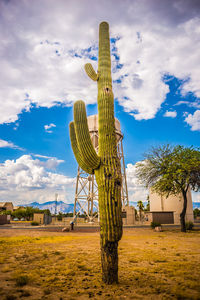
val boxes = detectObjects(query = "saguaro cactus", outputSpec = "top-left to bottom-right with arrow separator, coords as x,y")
69,21 -> 122,284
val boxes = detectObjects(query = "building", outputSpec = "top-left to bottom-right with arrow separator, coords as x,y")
0,202 -> 14,212
33,213 -> 52,225
149,188 -> 194,224
122,206 -> 135,225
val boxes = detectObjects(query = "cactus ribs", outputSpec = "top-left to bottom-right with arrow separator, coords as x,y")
69,22 -> 122,284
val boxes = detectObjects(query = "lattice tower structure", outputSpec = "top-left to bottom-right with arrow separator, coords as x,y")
73,115 -> 128,223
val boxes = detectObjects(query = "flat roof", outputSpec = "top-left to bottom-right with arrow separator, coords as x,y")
149,211 -> 175,213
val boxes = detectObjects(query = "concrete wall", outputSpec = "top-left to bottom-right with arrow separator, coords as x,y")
33,213 -> 44,224
0,215 -> 10,225
51,217 -> 98,225
149,188 -> 194,224
122,206 -> 135,225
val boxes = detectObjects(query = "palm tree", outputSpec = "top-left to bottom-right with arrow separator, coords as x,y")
137,201 -> 144,221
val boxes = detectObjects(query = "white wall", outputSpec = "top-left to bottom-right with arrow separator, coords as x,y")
149,188 -> 194,224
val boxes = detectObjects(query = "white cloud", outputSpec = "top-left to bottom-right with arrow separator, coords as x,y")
0,139 -> 23,150
33,154 -> 55,159
114,16 -> 200,120
175,100 -> 200,109
164,110 -> 177,118
33,154 -> 65,168
185,110 -> 200,131
126,163 -> 148,203
44,123 -> 56,133
0,155 -> 75,205
0,0 -> 199,124
192,192 -> 200,203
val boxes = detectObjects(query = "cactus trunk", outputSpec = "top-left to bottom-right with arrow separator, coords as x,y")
69,21 -> 122,284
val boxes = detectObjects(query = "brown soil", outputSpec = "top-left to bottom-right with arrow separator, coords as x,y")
0,228 -> 200,299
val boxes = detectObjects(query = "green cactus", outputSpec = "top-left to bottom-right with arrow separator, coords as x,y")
69,21 -> 122,284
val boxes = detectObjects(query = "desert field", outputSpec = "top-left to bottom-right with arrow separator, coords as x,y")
0,228 -> 200,300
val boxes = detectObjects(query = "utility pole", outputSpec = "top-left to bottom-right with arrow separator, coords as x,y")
55,193 -> 58,215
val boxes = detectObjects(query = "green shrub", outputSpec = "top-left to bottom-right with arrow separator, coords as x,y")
57,215 -> 62,221
186,221 -> 194,230
15,275 -> 29,286
31,221 -> 39,226
151,221 -> 161,229
6,296 -> 17,300
193,208 -> 200,218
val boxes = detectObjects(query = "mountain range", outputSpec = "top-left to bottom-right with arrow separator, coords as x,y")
23,201 -> 74,214
22,200 -> 200,213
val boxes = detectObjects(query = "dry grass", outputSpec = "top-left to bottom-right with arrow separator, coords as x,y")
0,228 -> 200,299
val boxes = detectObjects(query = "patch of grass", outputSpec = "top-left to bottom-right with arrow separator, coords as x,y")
6,296 -> 17,300
129,259 -> 138,263
53,251 -> 61,255
15,275 -> 29,287
154,259 -> 168,263
31,221 -> 39,226
43,288 -> 51,295
186,221 -> 194,230
20,290 -> 31,297
77,264 -> 88,271
151,221 -> 161,229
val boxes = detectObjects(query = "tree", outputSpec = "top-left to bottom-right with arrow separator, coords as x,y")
193,208 -> 200,219
136,145 -> 200,232
144,195 -> 150,212
137,201 -> 144,221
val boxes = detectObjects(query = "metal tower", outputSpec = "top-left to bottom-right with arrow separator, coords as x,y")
73,115 -> 128,222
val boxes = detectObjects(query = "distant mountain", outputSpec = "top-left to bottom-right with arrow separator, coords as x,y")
22,201 -> 74,214
20,200 -> 200,213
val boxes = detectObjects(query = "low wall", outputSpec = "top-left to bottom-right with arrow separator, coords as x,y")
0,215 -> 10,225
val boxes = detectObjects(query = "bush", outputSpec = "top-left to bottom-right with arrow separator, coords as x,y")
151,221 -> 161,229
31,221 -> 39,226
193,208 -> 200,218
57,215 -> 62,221
186,221 -> 194,230
15,275 -> 29,286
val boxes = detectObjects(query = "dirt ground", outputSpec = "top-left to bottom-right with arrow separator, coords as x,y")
0,227 -> 200,300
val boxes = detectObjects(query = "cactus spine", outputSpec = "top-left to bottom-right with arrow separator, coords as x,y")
69,21 -> 122,284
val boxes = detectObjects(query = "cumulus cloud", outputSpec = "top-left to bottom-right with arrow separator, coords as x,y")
126,163 -> 148,203
0,0 -> 200,124
0,139 -> 23,150
44,123 -> 56,133
114,15 -> 200,120
185,110 -> 200,131
0,155 -> 75,204
164,110 -> 177,118
175,100 -> 200,109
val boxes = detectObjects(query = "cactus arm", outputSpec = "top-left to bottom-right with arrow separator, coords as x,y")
69,121 -> 94,175
74,100 -> 100,170
84,63 -> 99,81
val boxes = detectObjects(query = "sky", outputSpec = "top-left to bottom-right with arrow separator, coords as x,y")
0,0 -> 200,206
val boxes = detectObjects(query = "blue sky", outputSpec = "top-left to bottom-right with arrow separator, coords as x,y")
0,0 -> 199,205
